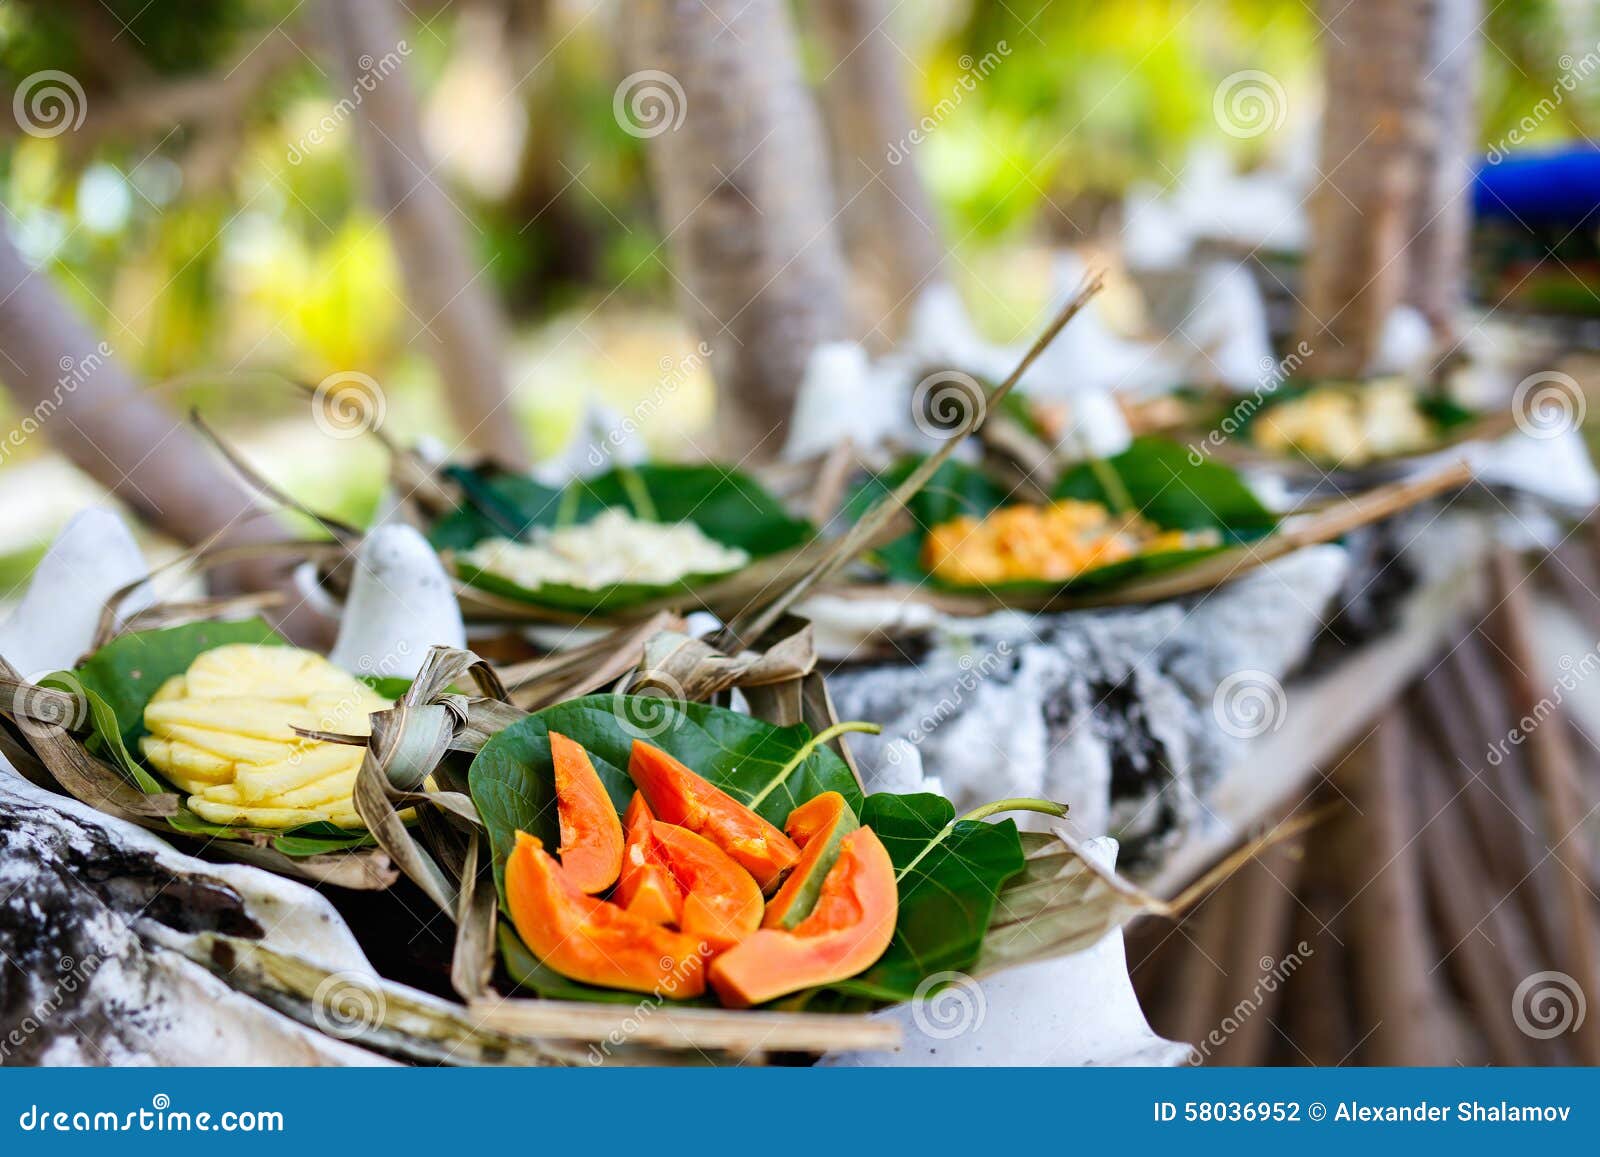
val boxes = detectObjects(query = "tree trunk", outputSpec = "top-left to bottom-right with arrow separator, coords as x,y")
629,0 -> 851,458
1406,0 -> 1481,340
496,1 -> 601,314
322,0 -> 529,470
1297,0 -> 1432,377
0,231 -> 329,642
807,0 -> 945,341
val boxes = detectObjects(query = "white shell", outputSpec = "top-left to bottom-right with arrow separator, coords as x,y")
0,510 -> 386,1065
328,524 -> 465,679
821,837 -> 1190,1067
782,341 -> 907,462
0,506 -> 150,678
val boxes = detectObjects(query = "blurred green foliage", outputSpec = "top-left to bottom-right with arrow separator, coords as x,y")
0,0 -> 1590,451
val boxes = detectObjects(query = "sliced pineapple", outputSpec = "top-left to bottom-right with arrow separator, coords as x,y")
140,644 -> 394,833
233,744 -> 364,803
137,737 -> 233,790
188,796 -> 355,830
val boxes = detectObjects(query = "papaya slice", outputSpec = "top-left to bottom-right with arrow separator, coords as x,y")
628,740 -> 800,893
551,732 -> 623,894
708,827 -> 898,1008
653,821 -> 764,952
762,791 -> 859,929
615,792 -> 683,925
505,831 -> 706,997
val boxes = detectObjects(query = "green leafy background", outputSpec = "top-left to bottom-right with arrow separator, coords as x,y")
469,695 -> 1026,1007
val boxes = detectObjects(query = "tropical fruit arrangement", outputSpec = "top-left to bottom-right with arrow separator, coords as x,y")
921,498 -> 1219,586
503,732 -> 895,1006
850,437 -> 1278,597
51,618 -> 398,858
140,644 -> 389,830
1247,378 -> 1473,467
471,694 -> 1059,1011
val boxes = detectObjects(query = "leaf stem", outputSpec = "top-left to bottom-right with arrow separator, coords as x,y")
617,464 -> 659,523
958,797 -> 1070,824
1070,429 -> 1135,516
898,796 -> 1069,882
747,720 -> 881,809
554,485 -> 581,528
1086,454 -> 1136,517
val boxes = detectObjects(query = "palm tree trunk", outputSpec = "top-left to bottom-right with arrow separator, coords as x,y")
1297,0 -> 1432,377
322,0 -> 529,470
808,0 -> 945,340
1407,0 -> 1481,340
628,0 -> 851,458
0,232 -> 329,642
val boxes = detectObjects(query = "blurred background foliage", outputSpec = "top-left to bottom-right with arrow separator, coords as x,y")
0,0 -> 1591,537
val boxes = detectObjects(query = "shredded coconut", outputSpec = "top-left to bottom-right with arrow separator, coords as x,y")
460,508 -> 750,590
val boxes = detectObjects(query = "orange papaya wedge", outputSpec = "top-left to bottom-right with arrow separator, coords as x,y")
627,740 -> 800,893
505,831 -> 706,997
652,821 -> 764,952
551,731 -> 623,894
708,827 -> 897,1008
762,791 -> 859,929
615,792 -> 683,925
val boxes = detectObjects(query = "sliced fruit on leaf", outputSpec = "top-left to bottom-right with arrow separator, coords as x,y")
850,440 -> 1276,592
709,827 -> 897,1007
628,739 -> 801,893
552,731 -> 623,894
615,791 -> 683,925
763,790 -> 859,930
653,821 -> 764,952
428,463 -> 815,612
505,831 -> 707,998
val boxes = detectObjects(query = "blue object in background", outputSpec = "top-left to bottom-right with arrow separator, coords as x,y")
1475,144 -> 1600,227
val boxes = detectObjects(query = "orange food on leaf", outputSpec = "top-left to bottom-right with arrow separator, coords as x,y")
763,791 -> 859,930
627,740 -> 800,893
615,791 -> 683,925
709,827 -> 898,1008
653,821 -> 764,951
505,831 -> 706,998
551,731 -> 624,894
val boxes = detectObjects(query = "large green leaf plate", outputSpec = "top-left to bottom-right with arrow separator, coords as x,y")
428,463 -> 813,612
59,618 -> 388,857
469,695 -> 1027,1007
848,437 -> 1278,596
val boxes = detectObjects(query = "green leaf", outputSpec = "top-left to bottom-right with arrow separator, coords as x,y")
270,830 -> 378,856
427,463 -> 813,611
360,675 -> 415,701
1418,394 -> 1478,430
1053,437 -> 1277,539
471,697 -> 1027,1008
851,438 -> 1277,594
819,793 -> 1025,1003
846,456 -> 1010,584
